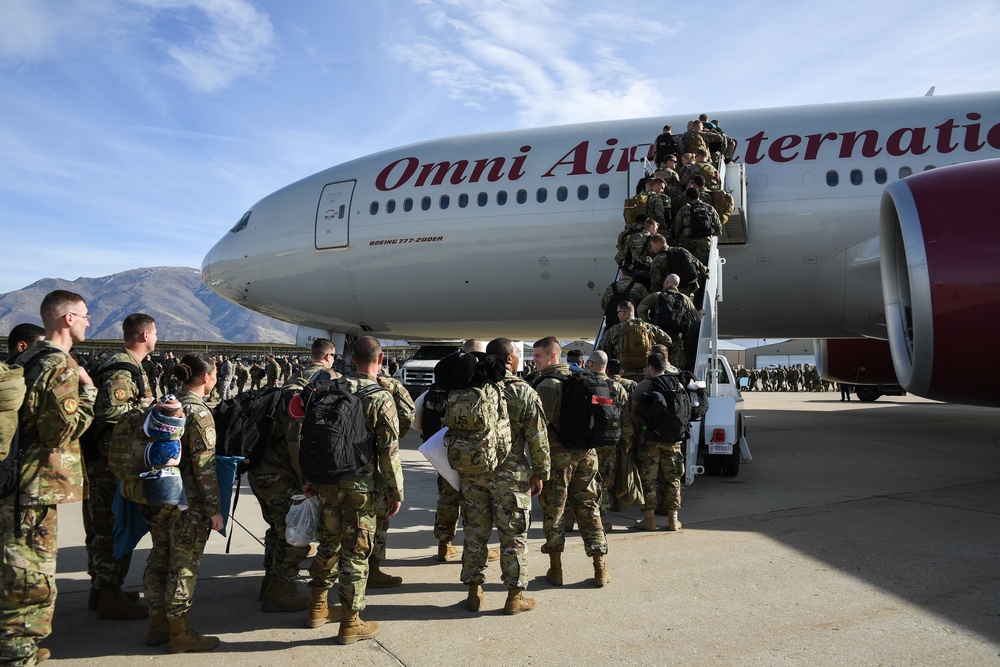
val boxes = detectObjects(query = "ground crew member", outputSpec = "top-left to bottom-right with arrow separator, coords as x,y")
531,337 -> 609,589
457,338 -> 550,614
305,336 -> 404,644
584,351 -> 632,531
85,313 -> 157,621
1,290 -> 97,665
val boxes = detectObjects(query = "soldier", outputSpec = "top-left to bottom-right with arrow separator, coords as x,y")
631,352 -> 685,532
250,339 -> 339,618
681,120 -> 710,159
234,360 -> 249,395
456,338 -> 550,613
217,355 -> 234,400
1,291 -> 97,665
660,154 -> 683,204
85,313 -> 157,621
606,358 -> 637,396
675,187 -> 722,267
694,149 -> 721,189
531,337 -> 609,588
368,365 -> 415,588
598,301 -> 673,381
142,355 -> 161,400
264,356 -> 280,387
653,124 -> 678,166
250,361 -> 263,390
143,353 -> 224,653
600,264 -> 649,330
160,352 -> 179,395
584,351 -> 632,531
647,234 -> 708,298
5,323 -> 44,358
644,177 -> 671,232
305,336 -> 404,644
637,275 -> 700,372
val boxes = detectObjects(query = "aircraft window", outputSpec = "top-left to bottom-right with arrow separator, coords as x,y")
478,192 -> 488,207
850,169 -> 863,185
557,186 -> 568,202
497,190 -> 508,205
923,164 -> 936,171
516,189 -> 527,204
386,199 -> 396,214
598,184 -> 610,199
440,195 -> 450,210
370,201 -> 379,215
458,193 -> 469,208
404,198 -> 413,212
874,168 -> 887,185
826,170 -> 839,186
578,185 -> 589,200
898,166 -> 913,178
536,188 -> 547,203
421,196 -> 431,211
230,211 -> 250,233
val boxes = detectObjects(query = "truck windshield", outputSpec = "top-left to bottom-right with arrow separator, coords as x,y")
411,345 -> 461,360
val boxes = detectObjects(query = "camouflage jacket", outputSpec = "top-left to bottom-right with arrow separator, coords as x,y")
594,371 -> 634,449
650,246 -> 707,291
637,287 -> 699,326
92,350 -> 152,451
264,361 -> 280,383
377,373 -> 415,440
16,341 -> 97,506
531,363 -> 572,450
601,279 -> 649,312
344,371 -> 404,502
498,372 -> 550,482
674,201 -> 722,244
176,390 -> 221,515
646,192 -> 671,226
598,319 -> 673,357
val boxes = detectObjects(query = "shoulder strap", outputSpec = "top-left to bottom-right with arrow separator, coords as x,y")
97,360 -> 147,398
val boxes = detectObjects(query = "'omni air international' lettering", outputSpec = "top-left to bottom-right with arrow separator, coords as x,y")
376,145 -> 533,191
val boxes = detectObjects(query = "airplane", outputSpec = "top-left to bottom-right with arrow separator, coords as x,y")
201,91 -> 1000,405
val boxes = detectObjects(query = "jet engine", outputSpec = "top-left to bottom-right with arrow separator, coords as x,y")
879,158 -> 1000,405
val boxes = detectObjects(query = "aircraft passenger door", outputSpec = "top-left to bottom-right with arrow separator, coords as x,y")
315,180 -> 356,250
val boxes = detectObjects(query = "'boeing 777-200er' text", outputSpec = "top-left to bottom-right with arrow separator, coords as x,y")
202,91 -> 1000,405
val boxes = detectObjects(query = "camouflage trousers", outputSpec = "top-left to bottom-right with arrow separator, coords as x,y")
458,471 -> 531,589
218,376 -> 233,401
308,486 -> 375,613
667,338 -> 687,372
247,468 -> 308,582
597,447 -> 617,515
640,441 -> 683,512
140,504 -> 211,620
372,483 -> 390,561
434,475 -> 461,542
0,503 -> 57,666
539,447 -> 607,556
83,453 -> 133,591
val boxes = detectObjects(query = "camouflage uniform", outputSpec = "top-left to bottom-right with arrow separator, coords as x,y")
234,364 -> 249,394
247,362 -> 323,584
264,360 -> 280,387
140,390 -> 220,620
308,373 -> 404,613
597,319 -> 673,380
675,201 -> 722,267
370,374 -> 413,563
217,360 -> 233,401
636,288 -> 700,370
85,351 -> 151,597
649,246 -> 707,297
592,372 -> 632,517
600,279 -> 649,314
1,341 -> 95,665
632,373 -> 684,513
532,364 -> 607,557
645,192 -> 671,228
681,131 -> 709,159
460,372 -> 549,589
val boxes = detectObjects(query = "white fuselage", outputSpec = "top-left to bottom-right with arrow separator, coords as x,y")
202,92 -> 1000,341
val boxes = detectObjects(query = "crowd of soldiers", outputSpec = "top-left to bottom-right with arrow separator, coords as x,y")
734,364 -> 835,392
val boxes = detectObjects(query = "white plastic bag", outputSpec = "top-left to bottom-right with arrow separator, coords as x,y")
285,493 -> 320,547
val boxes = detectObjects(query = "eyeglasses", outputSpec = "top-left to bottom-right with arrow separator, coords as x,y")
68,312 -> 91,321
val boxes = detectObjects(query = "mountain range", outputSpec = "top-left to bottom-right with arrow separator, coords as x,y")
0,267 -> 296,344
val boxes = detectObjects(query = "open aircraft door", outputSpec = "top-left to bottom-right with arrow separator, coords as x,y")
315,180 -> 356,250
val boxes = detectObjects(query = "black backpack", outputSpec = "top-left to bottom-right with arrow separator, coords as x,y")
213,385 -> 284,474
637,372 -> 693,443
653,291 -> 689,335
298,379 -> 385,486
420,384 -> 449,442
689,202 -> 715,238
555,371 -> 621,450
604,280 -> 637,328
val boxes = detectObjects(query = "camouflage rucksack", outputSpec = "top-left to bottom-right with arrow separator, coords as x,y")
0,363 -> 25,461
622,194 -> 648,225
443,382 -> 512,476
619,319 -> 656,372
711,189 -> 734,225
108,407 -> 152,504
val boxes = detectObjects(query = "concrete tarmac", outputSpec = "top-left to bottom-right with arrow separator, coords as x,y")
42,391 -> 1000,665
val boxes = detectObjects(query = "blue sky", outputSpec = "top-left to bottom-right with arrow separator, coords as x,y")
1,0 -> 998,294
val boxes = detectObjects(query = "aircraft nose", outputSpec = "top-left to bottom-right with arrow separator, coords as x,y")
201,248 -> 214,286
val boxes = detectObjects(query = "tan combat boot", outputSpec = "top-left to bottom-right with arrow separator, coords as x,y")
503,588 -> 536,615
487,547 -> 501,562
666,511 -> 682,531
257,573 -> 271,602
438,540 -> 460,562
546,553 -> 563,586
146,611 -> 170,647
305,588 -> 341,628
96,587 -> 148,620
167,614 -> 220,654
368,558 -> 403,588
633,510 -> 657,531
35,648 -> 51,662
89,587 -> 140,611
466,584 -> 484,612
261,576 -> 310,613
593,554 -> 610,588
337,611 -> 380,645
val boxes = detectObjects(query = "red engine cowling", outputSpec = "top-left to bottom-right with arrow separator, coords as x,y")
814,338 -> 899,386
879,158 -> 1000,405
